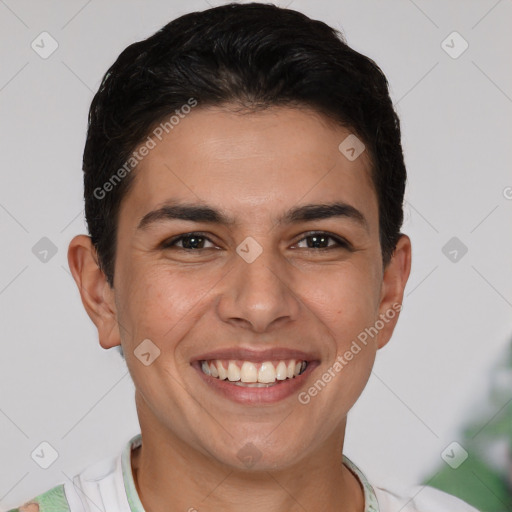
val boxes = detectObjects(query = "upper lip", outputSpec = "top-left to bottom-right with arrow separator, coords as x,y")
191,347 -> 320,363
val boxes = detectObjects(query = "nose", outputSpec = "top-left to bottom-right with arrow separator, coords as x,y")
215,243 -> 301,333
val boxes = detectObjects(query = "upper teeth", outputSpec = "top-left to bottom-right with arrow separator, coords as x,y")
201,359 -> 307,383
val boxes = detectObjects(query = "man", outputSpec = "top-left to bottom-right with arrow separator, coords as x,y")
10,3 -> 480,511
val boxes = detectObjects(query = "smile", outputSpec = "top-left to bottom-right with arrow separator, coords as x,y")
200,359 -> 308,386
190,347 -> 319,404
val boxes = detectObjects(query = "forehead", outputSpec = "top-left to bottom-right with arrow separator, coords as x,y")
118,106 -> 378,233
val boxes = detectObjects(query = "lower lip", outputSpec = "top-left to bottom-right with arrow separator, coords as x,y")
192,361 -> 319,405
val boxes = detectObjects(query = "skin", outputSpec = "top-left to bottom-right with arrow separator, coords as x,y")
68,105 -> 411,512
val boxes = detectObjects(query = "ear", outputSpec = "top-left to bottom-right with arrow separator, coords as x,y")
375,234 -> 412,350
67,234 -> 121,350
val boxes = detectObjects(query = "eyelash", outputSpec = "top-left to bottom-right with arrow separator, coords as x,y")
160,231 -> 351,252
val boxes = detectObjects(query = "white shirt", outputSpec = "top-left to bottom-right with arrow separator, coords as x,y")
8,433 -> 481,512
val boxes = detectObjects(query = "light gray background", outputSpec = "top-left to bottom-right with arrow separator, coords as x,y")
1,0 -> 511,508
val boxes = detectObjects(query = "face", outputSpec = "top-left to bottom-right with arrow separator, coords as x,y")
70,105 -> 411,471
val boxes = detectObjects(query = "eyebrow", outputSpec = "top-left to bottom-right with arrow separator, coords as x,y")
137,201 -> 369,232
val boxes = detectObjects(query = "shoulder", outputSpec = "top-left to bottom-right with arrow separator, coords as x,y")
5,483 -> 72,512
373,483 -> 481,512
5,436 -> 138,512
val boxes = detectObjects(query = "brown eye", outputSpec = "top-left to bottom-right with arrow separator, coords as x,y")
161,232 -> 216,250
294,232 -> 351,250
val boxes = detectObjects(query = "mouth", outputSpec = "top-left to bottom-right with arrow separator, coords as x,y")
199,358 -> 308,386
190,349 -> 320,404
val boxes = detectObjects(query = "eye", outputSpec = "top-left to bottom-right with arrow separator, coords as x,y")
161,232 -> 216,250
160,231 -> 351,252
294,231 -> 351,251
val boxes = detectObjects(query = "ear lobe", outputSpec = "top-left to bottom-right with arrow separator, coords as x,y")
375,234 -> 412,350
67,234 -> 121,350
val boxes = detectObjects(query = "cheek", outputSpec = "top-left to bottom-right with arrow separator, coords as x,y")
116,264 -> 218,344
299,264 -> 379,331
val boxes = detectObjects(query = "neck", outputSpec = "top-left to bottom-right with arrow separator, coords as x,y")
131,397 -> 364,512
